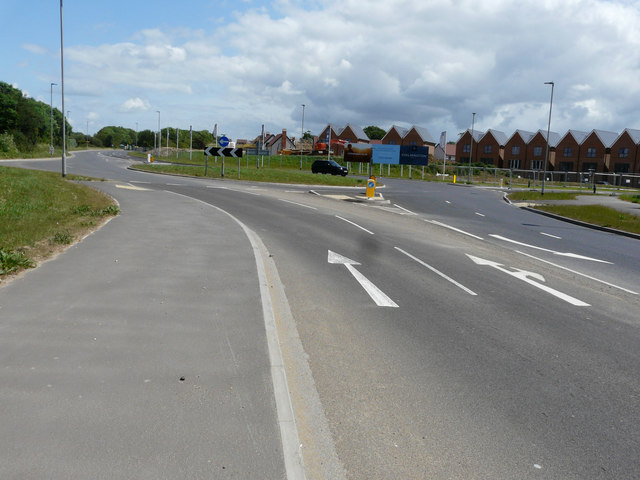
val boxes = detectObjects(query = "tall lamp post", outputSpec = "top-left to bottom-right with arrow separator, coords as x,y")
156,111 -> 160,154
66,111 -> 70,152
50,82 -> 57,155
468,112 -> 476,183
542,81 -> 555,195
300,104 -> 305,170
59,0 -> 66,176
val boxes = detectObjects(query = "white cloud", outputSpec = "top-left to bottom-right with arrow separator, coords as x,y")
52,0 -> 640,139
121,98 -> 151,112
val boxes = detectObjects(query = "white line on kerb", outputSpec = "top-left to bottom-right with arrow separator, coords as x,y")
279,198 -> 317,210
515,250 -> 638,295
335,216 -> 374,234
394,247 -> 477,295
425,220 -> 484,240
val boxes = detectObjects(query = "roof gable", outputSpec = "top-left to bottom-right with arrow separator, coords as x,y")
409,126 -> 435,144
616,128 -> 640,145
480,129 -> 508,146
536,129 -> 561,147
506,130 -> 535,144
591,129 -> 618,148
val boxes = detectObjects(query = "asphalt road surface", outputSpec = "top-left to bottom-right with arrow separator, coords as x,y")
2,151 -> 639,479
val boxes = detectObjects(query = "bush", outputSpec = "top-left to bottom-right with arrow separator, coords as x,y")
0,132 -> 18,155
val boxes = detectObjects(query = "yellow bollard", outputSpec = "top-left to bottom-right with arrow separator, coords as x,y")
366,175 -> 376,198
453,174 -> 457,184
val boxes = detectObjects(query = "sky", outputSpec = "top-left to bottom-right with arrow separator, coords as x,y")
3,0 -> 640,143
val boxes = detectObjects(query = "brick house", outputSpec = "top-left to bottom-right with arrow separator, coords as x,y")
609,128 -> 640,174
554,130 -> 588,172
503,130 -> 535,170
578,130 -> 618,173
257,129 -> 296,155
476,129 -> 507,167
382,125 -> 435,156
455,129 -> 484,164
525,130 -> 560,170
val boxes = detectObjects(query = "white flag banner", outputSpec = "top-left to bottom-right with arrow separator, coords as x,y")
439,131 -> 446,147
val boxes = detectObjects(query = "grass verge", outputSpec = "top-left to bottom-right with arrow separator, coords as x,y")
131,162 -> 368,186
507,191 -> 580,201
534,204 -> 640,234
620,194 -> 640,204
0,165 -> 119,280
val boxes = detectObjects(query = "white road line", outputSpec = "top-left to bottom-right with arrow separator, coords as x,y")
425,220 -> 484,240
475,212 -> 485,217
130,180 -> 151,184
489,234 -> 612,264
395,247 -> 477,295
279,199 -> 317,210
394,204 -> 416,215
445,200 -> 451,204
515,250 -> 638,295
166,183 -> 183,186
335,216 -> 374,234
540,232 -> 562,239
206,185 -> 261,196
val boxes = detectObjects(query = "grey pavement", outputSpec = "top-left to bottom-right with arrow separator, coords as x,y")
0,181 -> 285,479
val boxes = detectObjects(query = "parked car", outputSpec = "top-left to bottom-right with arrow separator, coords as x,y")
311,159 -> 348,176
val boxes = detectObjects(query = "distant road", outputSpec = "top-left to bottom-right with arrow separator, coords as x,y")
5,151 -> 640,479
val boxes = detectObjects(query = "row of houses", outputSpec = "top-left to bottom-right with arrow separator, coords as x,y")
456,128 -> 640,174
252,124 -> 438,157
251,123 -> 640,175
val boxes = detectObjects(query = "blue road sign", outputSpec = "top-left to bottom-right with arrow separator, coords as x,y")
219,136 -> 230,147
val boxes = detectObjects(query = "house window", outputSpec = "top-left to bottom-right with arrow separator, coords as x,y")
511,146 -> 520,155
389,141 -> 396,145
531,160 -> 544,170
614,163 -> 630,173
559,162 -> 573,171
462,144 -> 470,153
509,159 -> 520,169
409,141 -> 417,146
582,162 -> 597,172
619,147 -> 630,158
533,146 -> 543,156
587,147 -> 597,158
480,157 -> 493,164
483,145 -> 492,154
563,147 -> 572,157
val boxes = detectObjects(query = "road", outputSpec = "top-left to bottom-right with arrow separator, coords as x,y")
3,151 -> 640,479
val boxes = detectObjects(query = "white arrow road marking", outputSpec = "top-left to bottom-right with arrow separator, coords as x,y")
466,254 -> 590,306
395,247 -> 477,295
489,234 -> 612,264
328,250 -> 398,307
515,250 -> 638,295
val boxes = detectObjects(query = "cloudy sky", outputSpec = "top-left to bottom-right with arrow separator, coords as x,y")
3,0 -> 640,142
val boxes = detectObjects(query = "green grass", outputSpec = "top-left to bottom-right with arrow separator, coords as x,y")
508,191 -> 580,201
131,162 -> 368,186
620,194 -> 640,204
0,165 -> 119,277
535,204 -> 640,234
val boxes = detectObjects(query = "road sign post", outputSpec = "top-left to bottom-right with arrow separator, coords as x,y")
203,147 -> 244,178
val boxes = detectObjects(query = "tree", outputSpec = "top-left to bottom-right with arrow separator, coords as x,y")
364,125 -> 386,140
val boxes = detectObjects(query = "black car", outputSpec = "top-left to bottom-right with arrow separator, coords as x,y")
311,159 -> 348,176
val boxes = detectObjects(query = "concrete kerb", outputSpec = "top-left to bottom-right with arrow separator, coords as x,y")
503,193 -> 640,241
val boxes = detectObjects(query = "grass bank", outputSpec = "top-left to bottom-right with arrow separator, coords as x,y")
534,204 -> 640,234
507,191 -> 580,201
131,161 -> 368,186
0,166 -> 118,278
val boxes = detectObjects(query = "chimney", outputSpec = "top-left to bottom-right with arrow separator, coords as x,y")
282,129 -> 287,150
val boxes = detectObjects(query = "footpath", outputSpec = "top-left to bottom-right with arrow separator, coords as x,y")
0,182 -> 287,479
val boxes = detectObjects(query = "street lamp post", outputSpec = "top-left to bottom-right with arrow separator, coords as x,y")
468,112 -> 476,183
50,82 -> 57,155
59,0 -> 66,177
156,111 -> 160,154
542,81 -> 555,196
66,111 -> 70,152
300,104 -> 305,170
